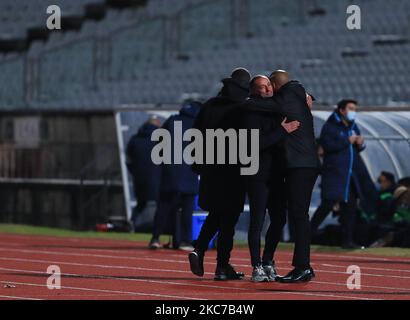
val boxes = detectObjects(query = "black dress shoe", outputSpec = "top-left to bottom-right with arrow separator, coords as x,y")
277,267 -> 315,283
188,250 -> 204,277
214,264 -> 245,281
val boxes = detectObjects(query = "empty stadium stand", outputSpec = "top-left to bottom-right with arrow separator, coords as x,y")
0,0 -> 409,109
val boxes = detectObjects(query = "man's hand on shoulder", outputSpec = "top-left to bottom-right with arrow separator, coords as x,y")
281,117 -> 300,133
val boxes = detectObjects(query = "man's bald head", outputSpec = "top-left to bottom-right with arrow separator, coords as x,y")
269,70 -> 290,92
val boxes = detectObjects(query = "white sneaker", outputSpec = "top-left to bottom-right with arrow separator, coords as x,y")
251,265 -> 269,282
178,243 -> 194,251
149,239 -> 161,250
263,264 -> 278,282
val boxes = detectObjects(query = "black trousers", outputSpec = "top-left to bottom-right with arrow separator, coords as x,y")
247,179 -> 287,267
286,168 -> 319,269
263,179 -> 287,265
247,180 -> 270,267
152,192 -> 195,247
311,184 -> 358,245
194,209 -> 241,268
130,177 -> 148,223
195,211 -> 218,253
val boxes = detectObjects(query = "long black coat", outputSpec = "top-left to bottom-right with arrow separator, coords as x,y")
193,78 -> 248,214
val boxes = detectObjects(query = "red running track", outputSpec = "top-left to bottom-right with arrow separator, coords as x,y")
0,233 -> 409,300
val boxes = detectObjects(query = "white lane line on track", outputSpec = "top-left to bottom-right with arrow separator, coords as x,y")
0,256 -> 193,274
277,249 -> 410,263
166,253 -> 410,275
1,234 -> 410,264
0,234 -> 148,246
3,242 -> 410,275
0,294 -> 42,300
0,267 -> 378,300
2,256 -> 408,298
2,255 -> 410,294
0,274 -> 203,301
167,251 -> 410,265
2,254 -> 410,285
1,247 -> 410,282
317,263 -> 410,275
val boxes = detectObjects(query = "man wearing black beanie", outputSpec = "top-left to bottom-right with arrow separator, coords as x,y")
188,67 -> 250,281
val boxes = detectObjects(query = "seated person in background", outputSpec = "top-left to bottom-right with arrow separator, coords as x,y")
376,171 -> 396,224
398,177 -> 410,189
391,181 -> 410,229
370,178 -> 410,248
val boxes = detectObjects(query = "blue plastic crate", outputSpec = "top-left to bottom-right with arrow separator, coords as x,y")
192,212 -> 217,249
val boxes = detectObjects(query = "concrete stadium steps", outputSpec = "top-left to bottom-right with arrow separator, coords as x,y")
0,0 -> 409,108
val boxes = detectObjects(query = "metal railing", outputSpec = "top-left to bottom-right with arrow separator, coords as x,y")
78,149 -> 122,228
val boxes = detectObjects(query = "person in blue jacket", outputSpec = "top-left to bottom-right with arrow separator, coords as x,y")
310,99 -> 367,249
149,101 -> 201,250
126,117 -> 161,221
